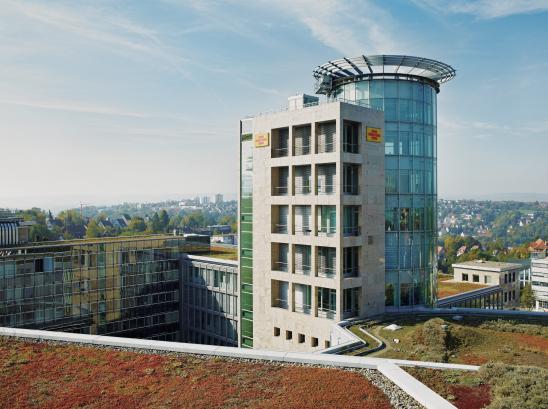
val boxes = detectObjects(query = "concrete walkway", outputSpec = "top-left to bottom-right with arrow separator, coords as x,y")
0,327 -> 477,409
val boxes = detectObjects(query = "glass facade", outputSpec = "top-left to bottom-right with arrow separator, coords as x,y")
0,236 -> 209,341
331,79 -> 438,308
239,119 -> 254,348
181,257 -> 238,346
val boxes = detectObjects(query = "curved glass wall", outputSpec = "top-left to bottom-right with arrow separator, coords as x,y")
330,79 -> 437,308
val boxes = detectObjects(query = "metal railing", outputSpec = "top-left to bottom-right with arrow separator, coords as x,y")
343,143 -> 359,154
273,186 -> 288,196
272,261 -> 288,272
343,226 -> 361,237
343,185 -> 359,195
273,298 -> 289,309
294,302 -> 312,314
272,147 -> 289,158
273,224 -> 288,234
317,266 -> 336,278
343,266 -> 359,277
317,141 -> 335,154
293,145 -> 311,156
295,185 -> 312,195
317,184 -> 335,195
294,226 -> 312,236
294,264 -> 311,275
317,307 -> 336,319
317,227 -> 337,237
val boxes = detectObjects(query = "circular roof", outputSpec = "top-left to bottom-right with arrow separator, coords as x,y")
313,55 -> 456,86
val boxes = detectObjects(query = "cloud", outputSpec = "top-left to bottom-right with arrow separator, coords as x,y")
412,0 -> 548,19
438,116 -> 548,139
2,0 -> 189,76
269,0 -> 399,55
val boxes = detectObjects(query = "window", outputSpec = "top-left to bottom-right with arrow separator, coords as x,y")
298,333 -> 305,343
293,124 -> 311,156
317,205 -> 336,236
512,272 -> 516,282
294,165 -> 312,195
343,287 -> 360,318
504,274 -> 508,284
317,164 -> 336,195
324,340 -> 331,349
317,121 -> 336,153
293,283 -> 311,314
286,330 -> 293,340
343,121 -> 359,153
311,337 -> 319,347
317,247 -> 336,278
343,164 -> 360,195
272,127 -> 289,158
462,273 -> 469,281
274,327 -> 280,337
343,247 -> 359,277
484,276 -> 491,284
343,206 -> 360,236
317,287 -> 336,319
473,275 -> 479,283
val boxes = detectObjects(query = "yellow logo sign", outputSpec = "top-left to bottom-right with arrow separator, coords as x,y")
366,127 -> 383,143
254,132 -> 270,147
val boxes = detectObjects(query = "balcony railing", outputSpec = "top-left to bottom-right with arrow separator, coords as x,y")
273,224 -> 288,234
343,266 -> 359,278
272,261 -> 288,272
273,186 -> 288,196
295,185 -> 312,195
317,184 -> 335,195
317,266 -> 336,278
317,227 -> 337,237
343,185 -> 359,195
317,307 -> 336,319
343,226 -> 361,237
294,303 -> 312,314
293,145 -> 311,156
343,143 -> 359,154
272,147 -> 289,158
294,226 -> 312,236
317,141 -> 335,154
273,298 -> 289,309
294,264 -> 311,275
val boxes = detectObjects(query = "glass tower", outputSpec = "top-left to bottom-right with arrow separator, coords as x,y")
313,55 -> 455,308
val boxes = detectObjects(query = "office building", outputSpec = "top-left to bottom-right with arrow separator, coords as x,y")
180,255 -> 238,346
0,235 -> 239,345
452,260 -> 522,308
314,55 -> 455,309
239,95 -> 385,351
0,215 -> 32,247
202,196 -> 210,205
531,257 -> 548,311
215,194 -> 224,204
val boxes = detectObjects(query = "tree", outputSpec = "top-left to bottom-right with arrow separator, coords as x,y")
159,210 -> 170,232
86,220 -> 102,238
128,217 -> 146,233
520,283 -> 535,310
150,213 -> 161,233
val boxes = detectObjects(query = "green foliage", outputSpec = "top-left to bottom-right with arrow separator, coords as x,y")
127,217 -> 146,233
478,318 -> 547,337
520,284 -> 535,310
479,364 -> 548,409
85,220 -> 102,238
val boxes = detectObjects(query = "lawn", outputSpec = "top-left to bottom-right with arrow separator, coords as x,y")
349,316 -> 548,409
0,338 -> 392,409
204,245 -> 238,261
437,273 -> 488,299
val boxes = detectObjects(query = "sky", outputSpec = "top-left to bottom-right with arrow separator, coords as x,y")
1,0 -> 547,210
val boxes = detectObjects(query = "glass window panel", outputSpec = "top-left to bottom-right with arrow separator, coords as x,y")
384,99 -> 397,121
370,81 -> 384,99
385,80 -> 397,98
399,81 -> 412,99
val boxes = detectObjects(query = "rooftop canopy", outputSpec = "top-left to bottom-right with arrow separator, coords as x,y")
313,54 -> 456,94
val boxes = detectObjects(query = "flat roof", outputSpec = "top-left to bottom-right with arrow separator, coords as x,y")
452,260 -> 525,272
313,54 -> 455,94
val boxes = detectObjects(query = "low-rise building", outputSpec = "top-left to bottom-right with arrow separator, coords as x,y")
0,216 -> 32,247
531,257 -> 548,311
452,260 -> 523,308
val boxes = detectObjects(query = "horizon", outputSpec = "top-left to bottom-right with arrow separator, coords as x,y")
1,1 -> 547,205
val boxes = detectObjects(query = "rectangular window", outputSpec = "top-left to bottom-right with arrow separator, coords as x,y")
274,327 -> 280,337
343,164 -> 360,195
317,163 -> 336,194
462,273 -> 469,281
311,337 -> 319,347
293,124 -> 311,156
317,247 -> 336,278
317,287 -> 336,319
317,205 -> 336,236
343,247 -> 359,277
473,275 -> 479,283
286,330 -> 293,340
343,121 -> 359,153
298,333 -> 305,343
317,121 -> 336,153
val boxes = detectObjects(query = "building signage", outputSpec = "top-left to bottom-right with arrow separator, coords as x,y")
254,132 -> 270,147
366,127 -> 382,143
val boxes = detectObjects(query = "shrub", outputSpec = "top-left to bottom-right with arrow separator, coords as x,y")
479,363 -> 548,409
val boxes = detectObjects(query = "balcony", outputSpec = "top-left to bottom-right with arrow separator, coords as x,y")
317,307 -> 336,319
273,224 -> 288,234
272,261 -> 288,272
294,302 -> 311,314
294,225 -> 312,236
317,183 -> 335,195
272,298 -> 289,309
317,266 -> 336,278
343,226 -> 361,237
273,186 -> 288,196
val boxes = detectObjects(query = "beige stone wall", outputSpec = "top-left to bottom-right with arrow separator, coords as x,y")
248,101 -> 385,352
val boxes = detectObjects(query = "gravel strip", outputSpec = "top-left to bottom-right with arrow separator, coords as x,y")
3,337 -> 426,409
